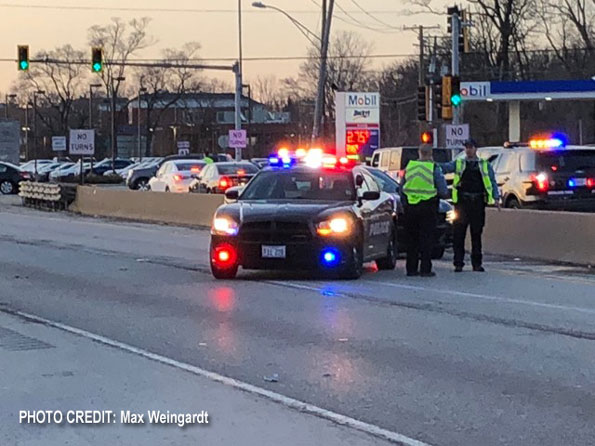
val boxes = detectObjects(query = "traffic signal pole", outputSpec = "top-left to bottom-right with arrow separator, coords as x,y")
451,11 -> 461,125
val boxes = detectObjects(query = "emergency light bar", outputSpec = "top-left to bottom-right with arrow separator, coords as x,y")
528,134 -> 567,150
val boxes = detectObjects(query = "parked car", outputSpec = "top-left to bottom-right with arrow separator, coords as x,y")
91,158 -> 134,176
189,162 -> 260,194
0,161 -> 32,194
20,159 -> 55,173
148,159 -> 206,193
49,162 -> 82,182
250,158 -> 270,169
34,162 -> 65,182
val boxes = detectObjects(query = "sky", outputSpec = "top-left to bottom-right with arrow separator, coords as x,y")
0,0 -> 446,97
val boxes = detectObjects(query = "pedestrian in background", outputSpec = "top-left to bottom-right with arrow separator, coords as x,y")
440,139 -> 500,272
401,144 -> 449,277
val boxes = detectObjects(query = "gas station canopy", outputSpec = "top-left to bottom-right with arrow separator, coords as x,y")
461,80 -> 595,101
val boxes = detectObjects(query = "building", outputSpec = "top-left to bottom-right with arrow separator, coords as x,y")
127,92 -> 293,159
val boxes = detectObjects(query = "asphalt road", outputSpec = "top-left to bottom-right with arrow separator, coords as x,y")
1,204 -> 595,446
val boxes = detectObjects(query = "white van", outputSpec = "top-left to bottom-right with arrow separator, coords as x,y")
370,147 -> 458,182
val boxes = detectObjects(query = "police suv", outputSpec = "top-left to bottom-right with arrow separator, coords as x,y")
209,150 -> 398,280
467,136 -> 595,211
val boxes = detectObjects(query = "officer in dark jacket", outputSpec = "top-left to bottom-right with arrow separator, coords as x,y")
401,144 -> 448,277
441,139 -> 500,272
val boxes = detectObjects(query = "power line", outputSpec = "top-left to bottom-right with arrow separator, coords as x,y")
348,0 -> 401,30
0,2 -> 411,15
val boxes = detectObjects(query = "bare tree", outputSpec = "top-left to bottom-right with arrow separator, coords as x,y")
134,42 -> 202,156
88,18 -> 155,157
14,45 -> 87,135
252,76 -> 287,110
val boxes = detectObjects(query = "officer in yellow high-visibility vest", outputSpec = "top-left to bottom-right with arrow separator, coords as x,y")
401,144 -> 448,277
440,139 -> 500,272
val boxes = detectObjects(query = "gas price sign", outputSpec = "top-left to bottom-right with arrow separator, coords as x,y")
345,128 -> 379,157
335,92 -> 380,159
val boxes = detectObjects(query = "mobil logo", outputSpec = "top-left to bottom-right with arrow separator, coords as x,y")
461,82 -> 490,100
347,93 -> 379,108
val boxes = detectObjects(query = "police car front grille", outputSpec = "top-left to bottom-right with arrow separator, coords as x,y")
240,221 -> 312,243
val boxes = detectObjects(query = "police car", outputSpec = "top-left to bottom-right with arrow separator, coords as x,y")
467,135 -> 595,211
209,149 -> 398,279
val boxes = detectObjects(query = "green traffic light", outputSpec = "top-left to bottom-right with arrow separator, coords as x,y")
92,62 -> 102,72
19,60 -> 29,71
451,94 -> 462,107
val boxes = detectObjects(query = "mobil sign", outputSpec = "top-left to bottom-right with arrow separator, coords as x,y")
345,92 -> 380,124
461,82 -> 490,101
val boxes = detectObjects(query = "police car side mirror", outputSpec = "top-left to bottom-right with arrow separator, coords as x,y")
355,174 -> 364,187
225,189 -> 239,201
362,191 -> 380,201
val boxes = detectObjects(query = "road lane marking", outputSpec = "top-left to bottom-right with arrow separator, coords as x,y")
361,280 -> 595,315
270,279 -> 595,316
3,308 -> 432,446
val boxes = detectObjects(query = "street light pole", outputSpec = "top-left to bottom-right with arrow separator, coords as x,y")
138,83 -> 147,161
32,90 -> 45,177
111,76 -> 125,172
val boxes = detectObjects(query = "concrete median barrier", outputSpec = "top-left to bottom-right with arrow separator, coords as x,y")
72,186 -> 224,228
71,186 -> 594,265
483,208 -> 595,266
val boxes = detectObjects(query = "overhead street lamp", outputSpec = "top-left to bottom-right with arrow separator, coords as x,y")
252,2 -> 321,46
252,1 -> 333,141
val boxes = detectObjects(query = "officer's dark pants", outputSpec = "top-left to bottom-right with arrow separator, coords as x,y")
453,197 -> 486,268
404,198 -> 438,275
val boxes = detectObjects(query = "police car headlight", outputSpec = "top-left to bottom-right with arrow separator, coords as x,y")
316,217 -> 350,236
446,210 -> 457,224
212,217 -> 239,236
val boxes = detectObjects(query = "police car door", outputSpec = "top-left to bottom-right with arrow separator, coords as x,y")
357,170 -> 392,258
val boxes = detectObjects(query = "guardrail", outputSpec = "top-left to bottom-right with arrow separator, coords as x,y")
19,182 -> 77,211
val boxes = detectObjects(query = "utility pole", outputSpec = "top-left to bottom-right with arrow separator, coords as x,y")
233,62 -> 243,161
312,0 -> 334,142
321,0 -> 327,137
451,10 -> 461,125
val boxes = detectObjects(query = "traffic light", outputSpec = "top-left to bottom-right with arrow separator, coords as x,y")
451,76 -> 462,107
17,45 -> 29,71
417,85 -> 428,122
447,5 -> 459,33
433,82 -> 443,118
91,47 -> 103,73
441,75 -> 453,120
421,131 -> 433,145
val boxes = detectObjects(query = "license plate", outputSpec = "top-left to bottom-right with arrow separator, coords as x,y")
574,178 -> 587,186
262,245 -> 286,259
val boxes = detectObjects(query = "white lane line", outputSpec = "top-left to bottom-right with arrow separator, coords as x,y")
270,279 -> 595,316
361,280 -> 595,315
7,308 -> 432,446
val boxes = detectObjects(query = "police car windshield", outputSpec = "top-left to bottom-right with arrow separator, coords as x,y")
536,151 -> 595,172
240,170 -> 356,201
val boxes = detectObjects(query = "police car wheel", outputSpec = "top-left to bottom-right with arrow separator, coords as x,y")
210,263 -> 238,280
506,196 -> 521,209
376,234 -> 397,270
341,244 -> 363,280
